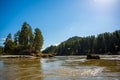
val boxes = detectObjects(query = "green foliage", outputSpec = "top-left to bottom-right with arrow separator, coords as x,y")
4,33 -> 15,54
4,22 -> 44,55
0,46 -> 4,55
19,22 -> 29,47
34,28 -> 43,52
43,30 -> 120,55
42,45 -> 57,53
14,30 -> 20,45
28,26 -> 34,49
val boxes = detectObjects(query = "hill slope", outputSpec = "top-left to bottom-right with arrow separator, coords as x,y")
42,30 -> 120,55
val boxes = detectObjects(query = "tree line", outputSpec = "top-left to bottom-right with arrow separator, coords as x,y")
42,30 -> 120,55
3,22 -> 43,55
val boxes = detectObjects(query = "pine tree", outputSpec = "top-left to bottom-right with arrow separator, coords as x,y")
19,22 -> 29,47
14,30 -> 20,45
28,26 -> 34,49
34,28 -> 43,52
4,33 -> 15,54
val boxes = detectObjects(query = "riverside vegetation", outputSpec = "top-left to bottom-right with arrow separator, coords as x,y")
0,22 -> 120,57
0,22 -> 47,57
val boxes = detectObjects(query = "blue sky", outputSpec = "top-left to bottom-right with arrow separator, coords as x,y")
0,0 -> 120,49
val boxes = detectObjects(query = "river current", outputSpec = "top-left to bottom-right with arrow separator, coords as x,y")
0,55 -> 120,80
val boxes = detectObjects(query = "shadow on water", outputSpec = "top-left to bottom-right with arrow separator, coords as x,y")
0,58 -> 43,80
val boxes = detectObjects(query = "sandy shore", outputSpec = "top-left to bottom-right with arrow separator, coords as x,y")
0,55 -> 36,58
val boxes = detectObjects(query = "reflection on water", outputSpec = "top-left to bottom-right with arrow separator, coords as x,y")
0,59 -> 43,80
0,61 -> 3,69
0,55 -> 120,80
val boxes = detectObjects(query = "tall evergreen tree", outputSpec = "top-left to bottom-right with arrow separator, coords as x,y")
34,28 -> 43,52
3,22 -> 44,55
5,33 -> 12,43
19,22 -> 29,47
28,26 -> 34,49
4,33 -> 15,54
14,30 -> 20,45
0,46 -> 3,54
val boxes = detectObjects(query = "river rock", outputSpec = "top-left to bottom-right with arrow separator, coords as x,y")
86,54 -> 100,59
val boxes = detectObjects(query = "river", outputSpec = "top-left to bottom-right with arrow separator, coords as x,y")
0,55 -> 120,80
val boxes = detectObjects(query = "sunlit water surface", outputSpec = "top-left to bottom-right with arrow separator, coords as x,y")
0,55 -> 120,80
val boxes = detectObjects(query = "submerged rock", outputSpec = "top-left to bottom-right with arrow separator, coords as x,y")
87,54 -> 100,59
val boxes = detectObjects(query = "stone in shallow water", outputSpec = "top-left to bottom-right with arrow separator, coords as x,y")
87,55 -> 100,59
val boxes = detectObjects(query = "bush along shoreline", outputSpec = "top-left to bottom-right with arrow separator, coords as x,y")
0,53 -> 54,58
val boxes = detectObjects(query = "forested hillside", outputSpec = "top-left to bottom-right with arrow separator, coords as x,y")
43,30 -> 120,55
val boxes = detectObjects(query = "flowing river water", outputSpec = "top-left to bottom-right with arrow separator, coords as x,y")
0,55 -> 120,80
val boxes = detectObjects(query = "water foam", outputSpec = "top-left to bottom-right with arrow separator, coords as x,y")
52,67 -> 104,77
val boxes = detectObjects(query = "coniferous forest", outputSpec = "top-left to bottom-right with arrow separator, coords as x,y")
0,22 -> 43,55
43,30 -> 120,55
0,22 -> 120,56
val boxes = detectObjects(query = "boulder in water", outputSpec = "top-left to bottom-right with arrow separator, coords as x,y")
86,54 -> 100,59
